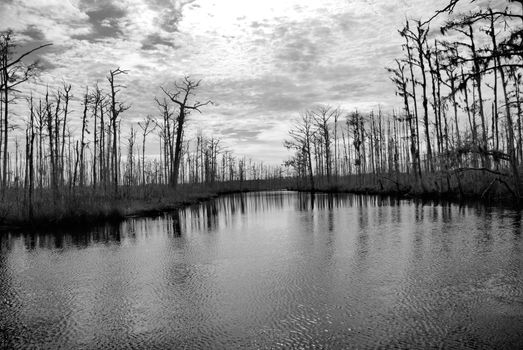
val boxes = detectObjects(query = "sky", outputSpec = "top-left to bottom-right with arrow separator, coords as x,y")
0,0 -> 495,164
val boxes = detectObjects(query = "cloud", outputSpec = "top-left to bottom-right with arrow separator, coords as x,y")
20,25 -> 46,41
220,127 -> 264,140
202,75 -> 318,117
36,57 -> 60,71
146,0 -> 197,33
141,32 -> 178,50
72,1 -> 127,41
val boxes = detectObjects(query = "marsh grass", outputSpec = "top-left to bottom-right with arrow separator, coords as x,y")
0,179 -> 287,230
288,170 -> 519,204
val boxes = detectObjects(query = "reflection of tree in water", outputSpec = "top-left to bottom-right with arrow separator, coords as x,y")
206,201 -> 219,231
512,211 -> 521,236
0,223 -> 124,251
4,192 -> 522,253
296,192 -> 403,212
172,210 -> 182,236
172,192 -> 290,234
240,195 -> 245,214
441,203 -> 453,224
0,232 -> 10,251
183,202 -> 219,233
297,192 -> 313,211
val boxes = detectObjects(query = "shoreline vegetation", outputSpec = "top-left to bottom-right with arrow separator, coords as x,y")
283,1 -> 523,208
0,180 -> 287,231
1,166 -> 520,231
1,172 -> 517,232
288,172 -> 519,205
1,0 -> 523,230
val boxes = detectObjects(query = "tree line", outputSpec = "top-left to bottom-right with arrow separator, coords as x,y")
284,0 -> 523,203
0,30 -> 283,221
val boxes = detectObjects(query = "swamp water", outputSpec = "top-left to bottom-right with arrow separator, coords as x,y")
1,191 -> 522,349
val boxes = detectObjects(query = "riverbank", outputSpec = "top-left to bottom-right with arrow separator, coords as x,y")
0,179 -> 288,231
287,170 -> 522,207
3,170 -> 519,232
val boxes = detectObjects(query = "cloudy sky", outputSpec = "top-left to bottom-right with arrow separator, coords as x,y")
0,0 -> 491,163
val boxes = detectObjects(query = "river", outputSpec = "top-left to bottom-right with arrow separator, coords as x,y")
1,191 -> 522,349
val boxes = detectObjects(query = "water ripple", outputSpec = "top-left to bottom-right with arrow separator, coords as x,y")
1,191 -> 522,349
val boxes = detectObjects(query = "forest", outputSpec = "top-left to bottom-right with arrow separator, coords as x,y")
1,0 -> 522,227
284,0 -> 523,204
0,42 -> 284,227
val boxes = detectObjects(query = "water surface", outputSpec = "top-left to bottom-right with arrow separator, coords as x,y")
1,191 -> 522,349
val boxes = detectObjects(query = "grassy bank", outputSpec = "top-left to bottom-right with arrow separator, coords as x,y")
2,170 -> 519,231
0,179 -> 288,231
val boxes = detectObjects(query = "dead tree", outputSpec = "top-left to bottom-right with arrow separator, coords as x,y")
0,30 -> 51,194
160,76 -> 211,189
90,84 -> 104,188
25,94 -> 36,218
60,83 -> 72,186
107,68 -> 129,195
311,105 -> 339,184
154,97 -> 174,184
138,115 -> 155,185
79,87 -> 89,187
387,59 -> 421,177
402,21 -> 433,171
284,111 -> 316,190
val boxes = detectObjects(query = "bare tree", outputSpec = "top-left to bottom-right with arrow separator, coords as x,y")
138,115 -> 155,185
107,68 -> 129,195
0,30 -> 50,194
387,59 -> 421,177
284,111 -> 316,190
311,105 -> 339,184
160,76 -> 211,189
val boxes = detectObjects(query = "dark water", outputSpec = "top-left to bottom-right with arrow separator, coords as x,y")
1,191 -> 522,349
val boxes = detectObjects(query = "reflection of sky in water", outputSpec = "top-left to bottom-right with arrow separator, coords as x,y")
1,191 -> 522,349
